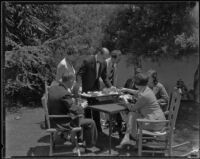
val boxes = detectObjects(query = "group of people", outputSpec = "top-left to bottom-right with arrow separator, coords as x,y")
47,47 -> 169,149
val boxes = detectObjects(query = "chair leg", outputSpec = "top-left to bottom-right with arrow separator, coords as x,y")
49,133 -> 54,156
168,136 -> 172,156
138,129 -> 142,156
75,135 -> 81,156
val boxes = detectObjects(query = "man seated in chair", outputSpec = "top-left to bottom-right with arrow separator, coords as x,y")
117,72 -> 166,148
48,72 -> 98,148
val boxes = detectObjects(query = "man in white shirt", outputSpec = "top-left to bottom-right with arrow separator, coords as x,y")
56,57 -> 76,82
51,57 -> 77,88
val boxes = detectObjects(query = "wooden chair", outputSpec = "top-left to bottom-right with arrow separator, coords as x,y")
41,81 -> 82,156
136,87 -> 190,156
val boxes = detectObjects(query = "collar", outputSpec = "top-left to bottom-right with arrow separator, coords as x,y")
59,82 -> 72,92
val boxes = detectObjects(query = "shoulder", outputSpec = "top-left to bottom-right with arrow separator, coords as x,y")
57,58 -> 66,67
156,82 -> 165,89
83,55 -> 94,64
141,87 -> 156,100
106,58 -> 111,63
49,85 -> 65,96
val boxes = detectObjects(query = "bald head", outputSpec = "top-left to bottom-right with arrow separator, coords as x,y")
97,47 -> 110,62
102,48 -> 110,56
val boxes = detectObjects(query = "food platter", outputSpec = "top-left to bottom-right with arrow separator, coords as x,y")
81,91 -> 120,98
80,88 -> 121,101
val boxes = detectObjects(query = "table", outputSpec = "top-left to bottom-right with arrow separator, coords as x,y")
88,103 -> 127,154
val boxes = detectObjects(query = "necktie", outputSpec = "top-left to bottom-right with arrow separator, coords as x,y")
109,63 -> 114,85
96,61 -> 100,79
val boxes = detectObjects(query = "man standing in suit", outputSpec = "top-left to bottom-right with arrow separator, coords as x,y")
103,50 -> 123,134
106,50 -> 122,86
76,47 -> 112,133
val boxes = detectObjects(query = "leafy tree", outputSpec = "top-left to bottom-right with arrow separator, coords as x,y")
5,2 -> 61,50
4,2 -> 60,107
5,46 -> 55,106
4,3 -> 119,107
103,2 -> 199,102
43,4 -> 120,69
103,2 -> 198,66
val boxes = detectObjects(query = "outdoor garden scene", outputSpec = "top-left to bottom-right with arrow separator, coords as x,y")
4,2 -> 199,158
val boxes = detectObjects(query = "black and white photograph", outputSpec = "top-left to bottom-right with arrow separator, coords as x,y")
2,1 -> 199,157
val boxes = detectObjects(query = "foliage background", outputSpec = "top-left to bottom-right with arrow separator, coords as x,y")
4,2 -> 199,108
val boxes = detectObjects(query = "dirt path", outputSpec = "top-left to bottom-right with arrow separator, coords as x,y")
5,101 -> 199,157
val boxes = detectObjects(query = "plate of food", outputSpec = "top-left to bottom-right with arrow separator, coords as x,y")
81,89 -> 120,99
81,91 -> 103,98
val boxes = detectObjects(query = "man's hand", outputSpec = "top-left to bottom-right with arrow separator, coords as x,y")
119,95 -> 129,106
80,100 -> 88,108
110,86 -> 117,92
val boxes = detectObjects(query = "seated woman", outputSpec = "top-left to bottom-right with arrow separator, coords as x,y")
48,72 -> 98,148
117,72 -> 166,148
147,69 -> 169,111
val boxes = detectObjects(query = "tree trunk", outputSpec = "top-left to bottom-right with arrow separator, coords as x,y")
193,64 -> 199,103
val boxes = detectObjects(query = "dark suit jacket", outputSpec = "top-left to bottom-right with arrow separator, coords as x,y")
76,55 -> 111,92
48,83 -> 84,128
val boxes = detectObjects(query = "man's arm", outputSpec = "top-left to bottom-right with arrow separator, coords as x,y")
101,62 -> 112,88
126,94 -> 146,112
61,94 -> 84,115
76,59 -> 87,86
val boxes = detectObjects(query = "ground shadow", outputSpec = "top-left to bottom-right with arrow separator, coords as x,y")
38,135 -> 49,143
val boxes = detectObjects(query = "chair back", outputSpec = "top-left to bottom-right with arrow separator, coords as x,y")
168,87 -> 182,130
41,81 -> 51,129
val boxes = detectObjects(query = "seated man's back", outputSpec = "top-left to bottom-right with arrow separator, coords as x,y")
48,84 -> 71,128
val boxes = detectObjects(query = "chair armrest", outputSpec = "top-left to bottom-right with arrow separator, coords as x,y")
137,119 -> 169,123
46,128 -> 57,133
49,115 -> 72,118
71,127 -> 82,132
49,114 -> 83,118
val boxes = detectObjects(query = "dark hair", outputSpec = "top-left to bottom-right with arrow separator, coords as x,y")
135,73 -> 149,86
111,50 -> 121,58
135,67 -> 142,75
148,69 -> 158,85
62,72 -> 75,83
95,47 -> 109,55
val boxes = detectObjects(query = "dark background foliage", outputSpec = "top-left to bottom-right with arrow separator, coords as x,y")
4,2 -> 199,108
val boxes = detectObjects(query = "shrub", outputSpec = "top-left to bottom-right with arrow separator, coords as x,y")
4,45 -> 56,107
